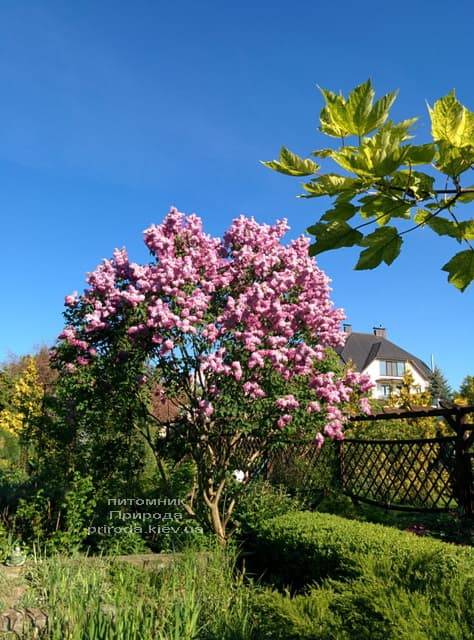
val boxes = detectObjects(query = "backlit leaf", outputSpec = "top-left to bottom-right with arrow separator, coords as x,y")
442,250 -> 474,291
318,81 -> 398,138
355,226 -> 402,269
262,146 -> 319,176
429,92 -> 474,147
302,174 -> 361,197
458,187 -> 474,203
414,210 -> 461,241
359,195 -> 411,225
404,144 -> 436,165
321,202 -> 358,222
434,141 -> 474,177
307,221 -> 363,256
318,88 -> 351,138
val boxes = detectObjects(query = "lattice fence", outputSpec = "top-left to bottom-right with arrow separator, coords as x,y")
340,436 -> 457,511
229,406 -> 473,514
265,439 -> 337,496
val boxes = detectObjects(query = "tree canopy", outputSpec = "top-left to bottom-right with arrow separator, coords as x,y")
263,80 -> 474,291
53,209 -> 372,539
428,366 -> 452,405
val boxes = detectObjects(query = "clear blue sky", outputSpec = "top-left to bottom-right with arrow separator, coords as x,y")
1,0 -> 473,389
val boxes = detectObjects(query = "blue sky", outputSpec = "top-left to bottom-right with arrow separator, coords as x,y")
1,0 -> 473,389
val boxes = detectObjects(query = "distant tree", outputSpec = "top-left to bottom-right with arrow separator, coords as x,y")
0,357 -> 44,437
386,370 -> 441,435
349,370 -> 443,439
0,370 -> 11,412
2,347 -> 57,395
429,366 -> 452,405
457,375 -> 474,405
264,80 -> 474,291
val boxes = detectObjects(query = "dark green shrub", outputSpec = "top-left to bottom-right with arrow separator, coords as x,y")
254,511 -> 474,588
248,573 -> 473,640
248,586 -> 338,639
267,441 -> 339,506
13,472 -> 96,553
328,572 -> 473,640
96,525 -> 149,556
234,480 -> 302,537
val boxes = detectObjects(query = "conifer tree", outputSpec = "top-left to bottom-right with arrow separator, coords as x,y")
429,366 -> 452,405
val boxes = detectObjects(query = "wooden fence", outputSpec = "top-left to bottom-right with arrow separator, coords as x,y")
263,404 -> 474,515
339,404 -> 473,515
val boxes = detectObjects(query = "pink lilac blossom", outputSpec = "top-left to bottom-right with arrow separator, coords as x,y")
57,208 -> 373,444
198,399 -> 214,417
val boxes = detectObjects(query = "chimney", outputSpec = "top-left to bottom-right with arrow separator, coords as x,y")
373,326 -> 386,338
343,323 -> 352,334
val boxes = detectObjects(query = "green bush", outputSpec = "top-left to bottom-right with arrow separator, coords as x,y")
234,480 -> 302,536
14,472 -> 96,553
96,525 -> 149,556
249,571 -> 473,640
254,511 -> 474,588
267,441 -> 339,505
248,586 -> 337,639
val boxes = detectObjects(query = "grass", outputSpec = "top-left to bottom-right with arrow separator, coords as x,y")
1,515 -> 473,639
13,544 -> 253,640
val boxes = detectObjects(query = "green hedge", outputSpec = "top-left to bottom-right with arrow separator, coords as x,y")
248,577 -> 474,640
249,511 -> 474,638
254,511 -> 474,588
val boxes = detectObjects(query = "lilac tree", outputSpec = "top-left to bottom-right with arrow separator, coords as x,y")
55,209 -> 371,540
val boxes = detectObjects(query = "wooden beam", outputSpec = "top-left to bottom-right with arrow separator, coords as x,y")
349,404 -> 474,422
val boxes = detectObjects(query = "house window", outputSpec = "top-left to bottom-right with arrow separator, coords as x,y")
377,383 -> 392,398
379,360 -> 405,377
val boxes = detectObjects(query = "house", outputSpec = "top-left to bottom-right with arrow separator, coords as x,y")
336,325 -> 431,400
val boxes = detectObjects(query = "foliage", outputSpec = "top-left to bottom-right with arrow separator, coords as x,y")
458,374 -> 474,404
53,209 -> 372,540
0,425 -> 21,468
96,526 -> 149,556
0,521 -> 11,563
348,370 -> 445,439
32,346 -> 150,498
248,565 -> 473,640
252,510 -> 474,587
1,347 -> 58,393
265,439 -> 340,506
249,511 -> 473,638
264,80 -> 474,291
317,492 -> 474,545
13,472 -> 96,553
0,356 -> 43,436
233,480 -> 302,536
429,365 -> 453,405
48,473 -> 97,552
23,545 -> 253,640
248,585 -> 337,640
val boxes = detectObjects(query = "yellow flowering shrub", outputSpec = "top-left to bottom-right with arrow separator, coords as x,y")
0,357 -> 44,436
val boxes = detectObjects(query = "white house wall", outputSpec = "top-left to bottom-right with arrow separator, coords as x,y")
362,359 -> 430,399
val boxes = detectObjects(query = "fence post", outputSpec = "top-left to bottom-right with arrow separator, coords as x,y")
452,409 -> 473,518
336,439 -> 344,493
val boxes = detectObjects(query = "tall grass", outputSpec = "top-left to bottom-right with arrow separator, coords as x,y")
21,544 -> 253,640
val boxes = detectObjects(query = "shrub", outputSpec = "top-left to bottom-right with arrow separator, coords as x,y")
234,480 -> 302,537
96,526 -> 149,556
14,472 -> 96,553
248,573 -> 473,640
253,511 -> 474,588
267,440 -> 339,506
248,586 -> 337,639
